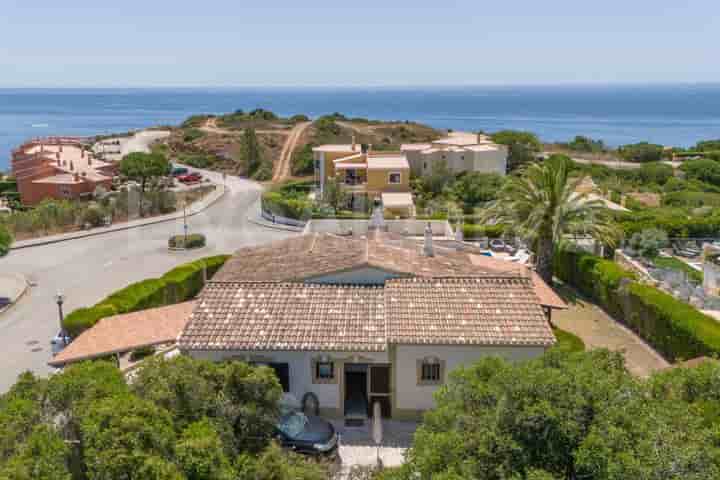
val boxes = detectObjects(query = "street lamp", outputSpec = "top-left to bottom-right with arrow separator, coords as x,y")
55,292 -> 67,344
183,200 -> 189,246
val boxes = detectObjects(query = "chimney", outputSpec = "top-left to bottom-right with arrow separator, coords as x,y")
424,222 -> 434,257
455,223 -> 464,242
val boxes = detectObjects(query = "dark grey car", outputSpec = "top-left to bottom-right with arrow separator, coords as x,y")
275,410 -> 339,457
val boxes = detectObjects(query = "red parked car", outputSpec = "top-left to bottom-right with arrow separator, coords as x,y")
178,172 -> 202,184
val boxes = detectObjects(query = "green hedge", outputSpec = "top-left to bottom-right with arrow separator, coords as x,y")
261,191 -> 313,220
663,191 -> 720,208
554,249 -> 720,362
0,224 -> 12,257
63,254 -> 230,337
168,233 -> 206,249
462,223 -> 506,238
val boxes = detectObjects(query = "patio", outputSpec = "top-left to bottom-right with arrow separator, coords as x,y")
331,419 -> 417,475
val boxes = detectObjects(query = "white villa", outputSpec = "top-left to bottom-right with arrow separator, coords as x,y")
401,131 -> 508,176
178,229 -> 565,422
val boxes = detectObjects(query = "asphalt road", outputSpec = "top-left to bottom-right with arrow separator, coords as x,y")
0,170 -> 294,392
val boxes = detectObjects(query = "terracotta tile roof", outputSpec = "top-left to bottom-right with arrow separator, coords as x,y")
179,276 -> 554,351
468,253 -> 567,310
212,235 -> 369,283
48,302 -> 194,367
179,283 -> 386,352
213,233 -> 489,283
385,277 -> 556,347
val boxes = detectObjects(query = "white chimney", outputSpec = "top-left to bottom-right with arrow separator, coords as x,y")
424,222 -> 434,257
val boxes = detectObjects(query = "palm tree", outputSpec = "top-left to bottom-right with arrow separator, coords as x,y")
483,156 -> 621,284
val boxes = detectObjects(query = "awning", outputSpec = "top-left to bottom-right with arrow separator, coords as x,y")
381,192 -> 414,209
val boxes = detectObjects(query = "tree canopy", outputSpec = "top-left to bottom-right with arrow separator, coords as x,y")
491,130 -> 542,170
618,142 -> 665,163
393,350 -> 720,480
483,155 -> 620,283
0,358 -> 325,480
681,158 -> 720,185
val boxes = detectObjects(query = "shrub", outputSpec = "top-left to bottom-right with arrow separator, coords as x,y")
555,248 -> 720,361
129,345 -> 156,362
81,205 -> 106,227
628,228 -> 668,258
261,191 -> 313,220
462,223 -> 506,238
168,233 -> 206,250
663,191 -> 720,208
618,142 -> 664,163
0,223 -> 12,257
182,128 -> 205,143
62,255 -> 230,336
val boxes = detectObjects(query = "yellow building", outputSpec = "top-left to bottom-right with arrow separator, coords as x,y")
313,142 -> 414,217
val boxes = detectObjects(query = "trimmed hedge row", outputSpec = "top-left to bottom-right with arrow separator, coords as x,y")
63,255 -> 229,337
462,223 -> 506,239
554,249 -> 720,362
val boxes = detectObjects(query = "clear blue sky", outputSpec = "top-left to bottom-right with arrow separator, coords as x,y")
1,0 -> 718,87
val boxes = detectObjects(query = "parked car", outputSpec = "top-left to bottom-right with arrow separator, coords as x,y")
50,330 -> 70,355
275,409 -> 339,457
0,297 -> 10,309
178,173 -> 202,184
489,238 -> 506,252
171,166 -> 189,177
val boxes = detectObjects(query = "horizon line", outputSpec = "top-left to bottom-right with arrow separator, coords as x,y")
1,81 -> 719,90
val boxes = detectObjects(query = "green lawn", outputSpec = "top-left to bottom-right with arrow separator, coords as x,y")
552,326 -> 585,352
652,255 -> 703,284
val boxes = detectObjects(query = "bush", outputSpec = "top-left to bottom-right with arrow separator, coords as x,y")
129,345 -> 156,362
0,223 -> 12,257
462,223 -> 506,238
261,191 -> 313,220
628,228 -> 668,258
551,327 -> 585,352
555,248 -> 720,361
168,233 -> 206,250
62,255 -> 230,336
663,191 -> 720,208
182,128 -> 205,143
81,205 -> 106,227
618,142 -> 664,163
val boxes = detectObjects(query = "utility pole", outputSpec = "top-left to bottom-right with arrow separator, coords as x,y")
183,200 -> 189,246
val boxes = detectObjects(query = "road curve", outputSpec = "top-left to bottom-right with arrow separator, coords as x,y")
0,169 -> 296,392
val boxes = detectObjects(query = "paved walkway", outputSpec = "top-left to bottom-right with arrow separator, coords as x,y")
331,419 -> 416,478
552,286 -> 670,377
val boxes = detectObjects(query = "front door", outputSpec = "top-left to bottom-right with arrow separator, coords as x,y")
369,365 -> 391,418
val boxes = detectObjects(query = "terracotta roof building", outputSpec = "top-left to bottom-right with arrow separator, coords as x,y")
12,137 -> 115,205
179,231 -> 563,421
49,302 -> 194,367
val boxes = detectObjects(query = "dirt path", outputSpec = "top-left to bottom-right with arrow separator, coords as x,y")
272,121 -> 311,183
552,285 -> 670,377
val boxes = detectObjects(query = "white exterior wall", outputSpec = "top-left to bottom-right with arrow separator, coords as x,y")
408,148 -> 508,177
394,345 -> 546,411
187,349 -> 389,411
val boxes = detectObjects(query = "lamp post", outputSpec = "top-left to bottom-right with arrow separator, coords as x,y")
183,200 -> 189,246
55,292 -> 67,344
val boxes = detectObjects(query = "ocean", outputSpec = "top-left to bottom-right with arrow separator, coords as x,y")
2,85 -> 720,171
